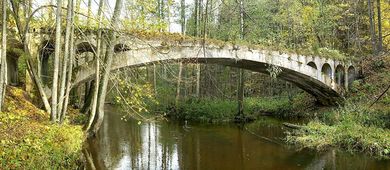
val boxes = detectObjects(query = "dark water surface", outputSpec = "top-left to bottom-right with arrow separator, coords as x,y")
87,106 -> 390,170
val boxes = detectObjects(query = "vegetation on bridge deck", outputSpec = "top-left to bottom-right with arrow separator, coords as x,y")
34,25 -> 353,61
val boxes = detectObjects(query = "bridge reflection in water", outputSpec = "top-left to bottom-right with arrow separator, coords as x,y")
86,106 -> 390,170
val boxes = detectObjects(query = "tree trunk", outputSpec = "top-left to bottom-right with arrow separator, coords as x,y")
0,0 -> 7,111
51,0 -> 63,122
237,0 -> 245,117
181,0 -> 186,35
153,64 -> 157,95
58,0 -> 74,119
9,1 -> 51,114
368,0 -> 377,55
90,0 -> 123,136
87,0 -> 92,26
176,62 -> 183,107
194,0 -> 199,37
376,0 -> 382,52
60,19 -> 75,122
86,0 -> 104,131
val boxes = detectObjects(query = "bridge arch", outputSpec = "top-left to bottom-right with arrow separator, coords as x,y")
307,61 -> 317,70
74,43 -> 349,105
75,42 -> 97,66
76,42 -> 96,54
39,40 -> 55,84
335,65 -> 345,86
114,44 -> 131,53
347,66 -> 356,87
321,63 -> 332,84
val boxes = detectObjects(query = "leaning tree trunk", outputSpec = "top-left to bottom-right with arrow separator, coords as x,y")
10,2 -> 52,114
90,0 -> 123,136
58,0 -> 74,119
0,0 -> 7,111
85,0 -> 104,131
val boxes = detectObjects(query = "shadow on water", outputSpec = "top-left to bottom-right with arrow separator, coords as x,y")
86,106 -> 390,170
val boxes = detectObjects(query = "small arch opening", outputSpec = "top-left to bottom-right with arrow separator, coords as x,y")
76,42 -> 97,54
39,40 -> 55,84
321,63 -> 332,84
114,44 -> 131,53
307,61 -> 317,69
348,66 -> 356,87
335,65 -> 345,86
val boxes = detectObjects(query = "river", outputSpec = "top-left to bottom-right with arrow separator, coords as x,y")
86,106 -> 390,170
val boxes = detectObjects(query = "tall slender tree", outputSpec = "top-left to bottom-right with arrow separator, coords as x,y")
0,0 -> 7,111
237,0 -> 245,117
58,0 -> 74,119
91,0 -> 123,135
368,0 -> 377,54
51,0 -> 63,122
376,0 -> 383,52
86,0 -> 104,131
176,0 -> 186,106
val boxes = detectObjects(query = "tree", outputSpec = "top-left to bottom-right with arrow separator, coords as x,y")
368,0 -> 377,54
58,0 -> 75,121
376,0 -> 383,52
0,0 -> 7,111
237,0 -> 244,117
51,0 -> 63,122
86,0 -> 104,131
91,0 -> 124,135
176,0 -> 185,106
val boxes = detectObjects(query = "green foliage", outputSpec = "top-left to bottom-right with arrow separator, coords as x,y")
150,95 -> 315,122
0,123 -> 83,169
0,87 -> 84,169
168,98 -> 237,123
287,101 -> 390,159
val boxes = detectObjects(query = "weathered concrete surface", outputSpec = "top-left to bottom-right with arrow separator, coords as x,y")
25,29 -> 356,106
72,37 -> 355,105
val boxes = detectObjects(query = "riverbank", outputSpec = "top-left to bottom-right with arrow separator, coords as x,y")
0,87 -> 84,168
149,92 -> 317,123
287,55 -> 390,159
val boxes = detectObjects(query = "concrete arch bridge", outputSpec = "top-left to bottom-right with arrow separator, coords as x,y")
25,29 -> 357,106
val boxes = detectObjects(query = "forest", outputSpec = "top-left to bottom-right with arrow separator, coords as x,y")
0,0 -> 389,169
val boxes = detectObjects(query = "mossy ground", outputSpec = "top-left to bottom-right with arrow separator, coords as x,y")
0,86 -> 84,169
286,54 -> 390,159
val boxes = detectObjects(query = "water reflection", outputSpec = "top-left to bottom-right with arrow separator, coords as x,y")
87,106 -> 390,170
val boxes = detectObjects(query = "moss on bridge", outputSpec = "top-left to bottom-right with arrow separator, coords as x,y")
29,26 -> 353,61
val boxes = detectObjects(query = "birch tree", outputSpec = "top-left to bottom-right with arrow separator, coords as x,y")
86,0 -> 104,131
0,0 -> 7,111
58,0 -> 74,120
91,0 -> 123,135
51,0 -> 63,122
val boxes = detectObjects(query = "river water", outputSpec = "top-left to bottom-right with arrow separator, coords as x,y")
86,106 -> 390,170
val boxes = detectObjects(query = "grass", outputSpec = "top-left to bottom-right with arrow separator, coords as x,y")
151,93 -> 316,123
0,86 -> 84,169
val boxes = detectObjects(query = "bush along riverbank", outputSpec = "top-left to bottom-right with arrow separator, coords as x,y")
286,55 -> 390,159
0,87 -> 84,168
148,92 -> 317,123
